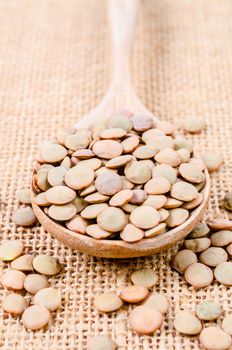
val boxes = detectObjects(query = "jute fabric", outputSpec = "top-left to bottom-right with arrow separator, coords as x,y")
0,0 -> 232,349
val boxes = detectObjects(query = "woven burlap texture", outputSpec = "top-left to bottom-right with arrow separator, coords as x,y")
0,0 -> 232,349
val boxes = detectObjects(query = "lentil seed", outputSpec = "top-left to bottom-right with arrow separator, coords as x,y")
3,293 -> 27,315
94,292 -> 123,313
131,268 -> 158,288
199,327 -> 231,350
129,306 -> 163,334
22,305 -> 51,330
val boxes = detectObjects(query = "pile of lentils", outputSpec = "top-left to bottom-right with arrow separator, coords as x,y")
89,215 -> 232,349
172,218 -> 232,288
169,216 -> 232,350
90,258 -> 232,350
31,111 -> 209,242
0,240 -> 62,330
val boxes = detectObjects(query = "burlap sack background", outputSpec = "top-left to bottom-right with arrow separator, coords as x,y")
0,0 -> 232,349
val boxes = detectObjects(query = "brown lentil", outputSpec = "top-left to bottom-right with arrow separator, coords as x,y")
94,292 -> 123,313
199,327 -> 231,350
119,285 -> 148,303
129,306 -> 163,334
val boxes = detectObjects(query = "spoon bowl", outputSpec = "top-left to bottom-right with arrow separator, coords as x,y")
31,163 -> 210,258
30,0 -> 211,258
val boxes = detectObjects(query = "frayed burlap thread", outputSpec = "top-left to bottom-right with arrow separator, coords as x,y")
0,0 -> 232,349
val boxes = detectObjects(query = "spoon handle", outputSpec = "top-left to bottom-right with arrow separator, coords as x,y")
75,0 -> 155,129
108,0 -> 140,86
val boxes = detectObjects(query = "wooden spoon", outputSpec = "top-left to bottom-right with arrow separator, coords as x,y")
31,0 -> 210,258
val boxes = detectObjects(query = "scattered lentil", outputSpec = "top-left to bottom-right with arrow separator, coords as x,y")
157,121 -> 175,135
0,240 -> 24,261
224,192 -> 232,211
210,230 -> 232,247
172,249 -> 197,273
121,136 -> 140,153
64,132 -> 90,151
207,218 -> 232,230
174,310 -> 202,335
150,135 -> 174,151
196,300 -> 223,321
129,306 -> 163,334
3,293 -> 27,315
183,116 -> 205,133
199,247 -> 228,267
222,315 -> 232,335
214,262 -> 232,286
11,254 -> 34,271
72,149 -> 94,159
32,255 -> 61,275
1,270 -> 26,290
184,263 -> 213,288
189,222 -> 210,238
22,305 -> 51,330
133,145 -> 157,159
120,285 -> 148,303
34,287 -> 61,311
16,188 -> 31,204
184,237 -> 211,253
24,274 -> 49,294
131,268 -> 158,288
201,152 -> 223,172
87,336 -> 118,350
143,293 -> 168,314
78,158 -> 102,170
94,292 -> 123,313
14,207 -> 36,226
199,327 -> 231,350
